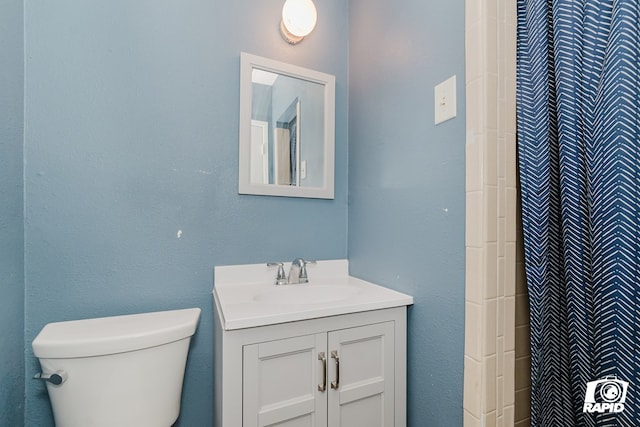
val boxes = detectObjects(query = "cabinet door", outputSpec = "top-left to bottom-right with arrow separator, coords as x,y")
327,322 -> 395,427
243,334 -> 328,427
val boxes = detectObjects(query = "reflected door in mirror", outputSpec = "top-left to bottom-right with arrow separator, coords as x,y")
251,72 -> 324,187
250,120 -> 269,185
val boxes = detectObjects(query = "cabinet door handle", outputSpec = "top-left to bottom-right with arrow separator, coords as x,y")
330,350 -> 340,390
318,352 -> 327,392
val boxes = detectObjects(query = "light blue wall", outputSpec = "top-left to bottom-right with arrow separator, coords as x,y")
348,0 -> 466,425
23,1 -> 348,425
17,0 -> 466,425
0,0 -> 25,424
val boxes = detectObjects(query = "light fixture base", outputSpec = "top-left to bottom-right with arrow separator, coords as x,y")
280,20 -> 304,45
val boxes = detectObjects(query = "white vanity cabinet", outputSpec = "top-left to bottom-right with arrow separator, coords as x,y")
243,321 -> 395,427
214,307 -> 407,427
213,260 -> 413,427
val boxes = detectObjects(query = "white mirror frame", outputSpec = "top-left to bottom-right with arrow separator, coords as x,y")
239,52 -> 336,199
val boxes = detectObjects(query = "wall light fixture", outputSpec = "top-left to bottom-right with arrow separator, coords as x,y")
280,0 -> 317,45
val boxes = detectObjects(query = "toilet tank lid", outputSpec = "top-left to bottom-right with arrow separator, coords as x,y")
32,308 -> 201,358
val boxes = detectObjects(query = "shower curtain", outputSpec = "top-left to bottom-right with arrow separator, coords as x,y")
516,1 -> 640,426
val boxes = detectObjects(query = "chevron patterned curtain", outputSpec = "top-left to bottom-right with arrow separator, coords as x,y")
516,1 -> 640,426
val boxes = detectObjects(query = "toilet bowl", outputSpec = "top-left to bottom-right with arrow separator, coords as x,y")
32,308 -> 201,427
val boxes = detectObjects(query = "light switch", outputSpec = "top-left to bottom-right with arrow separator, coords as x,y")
300,160 -> 307,179
434,75 -> 457,125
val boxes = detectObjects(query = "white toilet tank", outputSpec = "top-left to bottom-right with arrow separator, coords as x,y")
32,308 -> 201,427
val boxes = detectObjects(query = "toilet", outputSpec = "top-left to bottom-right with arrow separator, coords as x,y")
32,308 -> 201,427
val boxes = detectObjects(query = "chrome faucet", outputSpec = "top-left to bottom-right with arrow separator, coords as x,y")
289,258 -> 310,284
267,258 -> 316,285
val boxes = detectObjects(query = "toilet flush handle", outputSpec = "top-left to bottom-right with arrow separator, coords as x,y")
34,370 -> 68,385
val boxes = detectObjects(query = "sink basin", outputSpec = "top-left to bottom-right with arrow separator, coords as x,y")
214,260 -> 414,330
252,285 -> 360,305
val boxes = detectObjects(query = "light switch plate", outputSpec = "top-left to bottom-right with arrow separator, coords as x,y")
300,160 -> 307,179
434,75 -> 457,125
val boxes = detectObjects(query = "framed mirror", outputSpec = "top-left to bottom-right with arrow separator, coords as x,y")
239,52 -> 336,199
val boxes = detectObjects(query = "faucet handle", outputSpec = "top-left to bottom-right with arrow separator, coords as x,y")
299,259 -> 316,283
267,262 -> 287,285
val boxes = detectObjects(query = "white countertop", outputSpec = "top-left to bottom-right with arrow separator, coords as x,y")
213,259 -> 414,330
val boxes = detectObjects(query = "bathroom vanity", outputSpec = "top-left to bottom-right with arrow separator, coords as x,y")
213,260 -> 413,427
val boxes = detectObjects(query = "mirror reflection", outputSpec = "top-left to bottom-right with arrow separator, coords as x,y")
239,52 -> 335,199
250,69 -> 325,187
